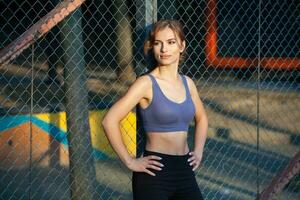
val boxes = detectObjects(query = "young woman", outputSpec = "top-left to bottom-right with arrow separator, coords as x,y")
102,19 -> 208,200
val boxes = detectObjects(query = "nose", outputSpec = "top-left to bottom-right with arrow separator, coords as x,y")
160,42 -> 167,52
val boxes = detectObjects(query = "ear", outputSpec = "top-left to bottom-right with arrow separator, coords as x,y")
180,40 -> 186,53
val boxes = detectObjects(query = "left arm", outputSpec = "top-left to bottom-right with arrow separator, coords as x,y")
186,76 -> 208,171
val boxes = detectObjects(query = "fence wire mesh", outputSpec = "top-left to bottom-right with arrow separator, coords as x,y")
0,0 -> 299,200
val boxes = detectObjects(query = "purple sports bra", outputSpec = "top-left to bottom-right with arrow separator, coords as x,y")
138,74 -> 195,132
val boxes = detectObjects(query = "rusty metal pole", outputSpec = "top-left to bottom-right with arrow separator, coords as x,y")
61,7 -> 97,200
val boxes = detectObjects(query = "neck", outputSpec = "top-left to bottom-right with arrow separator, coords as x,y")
155,63 -> 180,81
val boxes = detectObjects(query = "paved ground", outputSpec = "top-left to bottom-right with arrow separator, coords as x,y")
0,63 -> 299,199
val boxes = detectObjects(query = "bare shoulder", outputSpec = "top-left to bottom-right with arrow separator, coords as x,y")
131,75 -> 152,90
135,74 -> 152,84
183,75 -> 197,91
183,75 -> 194,83
125,74 -> 152,98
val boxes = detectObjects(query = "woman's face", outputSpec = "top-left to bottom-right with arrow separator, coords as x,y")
153,27 -> 185,67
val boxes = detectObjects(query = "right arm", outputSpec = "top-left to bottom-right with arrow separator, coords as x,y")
102,76 -> 163,176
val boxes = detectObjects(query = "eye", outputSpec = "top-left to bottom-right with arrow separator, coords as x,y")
154,41 -> 160,46
168,40 -> 176,45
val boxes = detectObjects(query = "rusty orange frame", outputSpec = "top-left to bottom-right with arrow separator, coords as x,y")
205,0 -> 300,70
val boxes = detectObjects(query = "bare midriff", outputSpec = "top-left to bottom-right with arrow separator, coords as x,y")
145,131 -> 189,155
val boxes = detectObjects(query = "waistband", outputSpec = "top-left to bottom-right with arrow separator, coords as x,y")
143,150 -> 190,160
143,150 -> 193,173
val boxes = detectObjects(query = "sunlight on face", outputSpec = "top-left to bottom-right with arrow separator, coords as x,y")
153,28 -> 185,66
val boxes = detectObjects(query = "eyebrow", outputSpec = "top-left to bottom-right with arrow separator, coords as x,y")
154,38 -> 177,42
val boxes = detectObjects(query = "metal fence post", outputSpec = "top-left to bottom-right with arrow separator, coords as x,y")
114,0 -> 135,83
61,7 -> 97,200
134,0 -> 157,157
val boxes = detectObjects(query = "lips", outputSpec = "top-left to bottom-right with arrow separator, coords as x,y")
160,55 -> 171,59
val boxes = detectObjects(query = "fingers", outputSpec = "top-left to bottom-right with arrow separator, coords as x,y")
148,159 -> 164,167
188,152 -> 201,171
187,155 -> 196,163
145,156 -> 163,167
189,159 -> 199,170
147,164 -> 162,171
137,155 -> 164,176
144,169 -> 156,176
192,164 -> 199,171
149,155 -> 162,160
191,161 -> 200,171
145,156 -> 164,170
187,153 -> 197,165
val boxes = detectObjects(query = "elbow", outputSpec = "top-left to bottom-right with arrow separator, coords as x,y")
102,116 -> 110,130
102,112 -> 111,129
102,117 -> 112,139
195,113 -> 208,127
201,111 -> 208,124
101,114 -> 120,132
202,115 -> 209,128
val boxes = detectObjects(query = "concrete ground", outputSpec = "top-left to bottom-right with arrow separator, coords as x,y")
0,63 -> 299,199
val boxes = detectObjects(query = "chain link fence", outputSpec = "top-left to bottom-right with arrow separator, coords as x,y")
0,0 -> 299,199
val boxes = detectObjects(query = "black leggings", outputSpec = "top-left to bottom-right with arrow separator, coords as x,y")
132,150 -> 203,200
